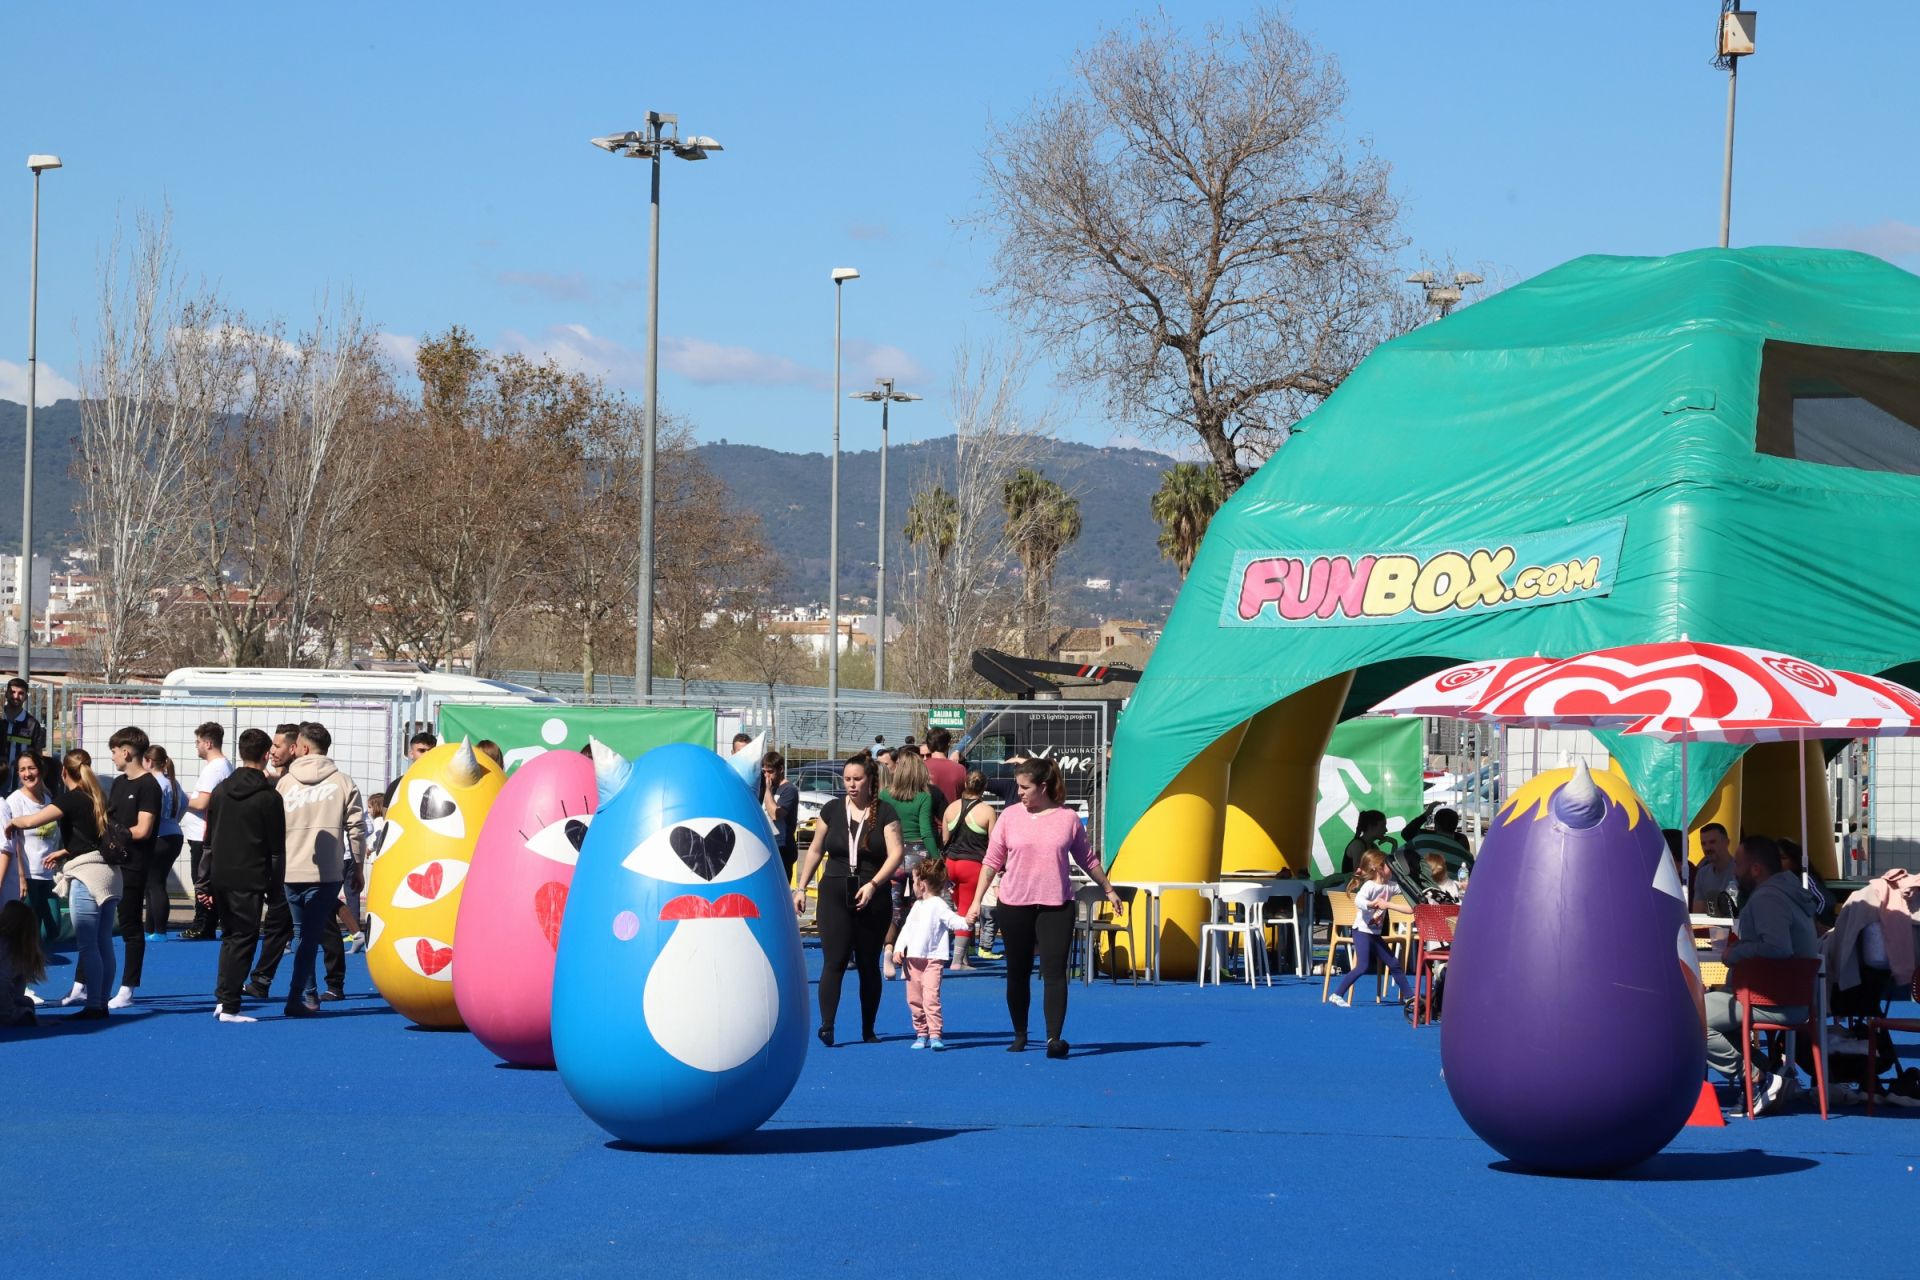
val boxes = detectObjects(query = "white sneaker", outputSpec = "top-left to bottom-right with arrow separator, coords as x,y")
1752,1070 -> 1791,1116
26,990 -> 45,1005
59,982 -> 87,1007
1327,993 -> 1350,1008
107,986 -> 136,1010
213,1010 -> 258,1024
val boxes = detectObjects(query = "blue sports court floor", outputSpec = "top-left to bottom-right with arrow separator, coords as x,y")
5,933 -> 1915,1278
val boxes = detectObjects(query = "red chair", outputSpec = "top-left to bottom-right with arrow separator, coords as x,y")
1410,904 -> 1458,1027
1729,957 -> 1827,1121
1865,971 -> 1920,1115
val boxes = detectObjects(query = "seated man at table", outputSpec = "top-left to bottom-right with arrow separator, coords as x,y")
1404,804 -> 1473,874
1704,835 -> 1821,1114
1689,822 -> 1735,913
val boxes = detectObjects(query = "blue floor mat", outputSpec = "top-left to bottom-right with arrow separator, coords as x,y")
6,935 -> 1916,1279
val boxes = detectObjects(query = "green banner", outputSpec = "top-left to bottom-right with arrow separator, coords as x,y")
437,704 -> 716,775
1309,717 -> 1426,878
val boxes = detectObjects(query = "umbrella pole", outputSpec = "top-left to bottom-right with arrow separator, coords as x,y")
1681,734 -> 1690,861
1798,740 -> 1810,890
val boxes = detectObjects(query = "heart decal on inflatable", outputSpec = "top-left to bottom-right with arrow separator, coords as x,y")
416,938 -> 453,976
408,863 -> 444,901
535,881 -> 568,951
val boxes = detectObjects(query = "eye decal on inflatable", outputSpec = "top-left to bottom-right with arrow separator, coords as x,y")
621,818 -> 770,885
390,859 -> 468,908
525,813 -> 592,866
392,935 -> 454,981
366,912 -> 384,950
408,779 -> 466,839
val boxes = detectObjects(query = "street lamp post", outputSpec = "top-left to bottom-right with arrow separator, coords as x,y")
591,116 -> 722,700
19,154 -> 61,683
849,378 -> 919,691
1715,5 -> 1758,248
827,268 -> 859,757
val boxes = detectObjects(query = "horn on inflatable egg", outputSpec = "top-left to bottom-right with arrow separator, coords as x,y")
447,737 -> 485,788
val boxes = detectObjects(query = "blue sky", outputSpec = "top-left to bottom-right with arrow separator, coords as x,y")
3,1 -> 1916,456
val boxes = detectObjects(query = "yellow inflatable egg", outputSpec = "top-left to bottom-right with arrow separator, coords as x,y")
366,739 -> 504,1028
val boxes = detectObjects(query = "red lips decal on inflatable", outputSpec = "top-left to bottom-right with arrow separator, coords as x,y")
659,893 -> 759,921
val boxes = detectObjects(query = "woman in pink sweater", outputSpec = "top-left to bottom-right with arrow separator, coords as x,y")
967,757 -> 1121,1058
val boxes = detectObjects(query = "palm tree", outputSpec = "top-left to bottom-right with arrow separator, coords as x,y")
1002,468 -> 1081,655
1150,462 -> 1226,578
903,485 -> 959,569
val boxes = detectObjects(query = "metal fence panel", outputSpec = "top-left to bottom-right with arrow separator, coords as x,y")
74,695 -> 397,898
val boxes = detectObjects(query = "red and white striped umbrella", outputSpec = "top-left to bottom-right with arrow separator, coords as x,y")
1467,641 -> 1886,731
1367,655 -> 1558,718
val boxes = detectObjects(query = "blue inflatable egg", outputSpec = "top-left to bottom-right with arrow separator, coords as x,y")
552,743 -> 809,1148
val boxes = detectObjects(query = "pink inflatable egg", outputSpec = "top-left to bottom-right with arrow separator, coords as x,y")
453,748 -> 605,1066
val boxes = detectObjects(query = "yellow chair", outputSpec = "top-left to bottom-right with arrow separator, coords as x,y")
1321,889 -> 1410,1004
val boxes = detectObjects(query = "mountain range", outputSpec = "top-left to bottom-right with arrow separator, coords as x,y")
0,400 -> 1187,619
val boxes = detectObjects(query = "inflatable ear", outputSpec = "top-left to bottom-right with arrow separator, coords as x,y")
552,743 -> 808,1148
1440,766 -> 1701,1174
365,741 -> 505,1029
452,748 -> 600,1066
725,733 -> 764,787
590,737 -> 632,807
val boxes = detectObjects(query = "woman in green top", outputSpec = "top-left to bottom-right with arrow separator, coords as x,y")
881,750 -> 938,979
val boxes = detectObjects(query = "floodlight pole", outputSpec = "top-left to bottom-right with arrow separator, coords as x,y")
1716,5 -> 1757,248
1720,56 -> 1738,248
19,157 -> 59,681
639,113 -> 665,698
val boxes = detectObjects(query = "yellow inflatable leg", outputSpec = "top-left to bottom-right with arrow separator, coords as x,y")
1111,722 -> 1248,981
1740,741 -> 1836,877
1222,671 -> 1354,876
1689,758 -> 1742,865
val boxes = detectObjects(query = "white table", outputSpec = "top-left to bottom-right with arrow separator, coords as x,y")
1112,878 -> 1318,983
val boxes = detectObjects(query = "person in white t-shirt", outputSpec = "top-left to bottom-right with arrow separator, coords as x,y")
1327,851 -> 1415,1008
6,753 -> 60,950
178,723 -> 234,942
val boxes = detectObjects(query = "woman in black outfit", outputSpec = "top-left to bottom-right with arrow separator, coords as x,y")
791,751 -> 904,1046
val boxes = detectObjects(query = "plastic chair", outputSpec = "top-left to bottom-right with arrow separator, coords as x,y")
1071,884 -> 1138,986
1260,880 -> 1310,976
1320,891 -> 1359,1003
1410,903 -> 1459,1027
1729,956 -> 1828,1121
1865,971 -> 1920,1115
1199,883 -> 1271,988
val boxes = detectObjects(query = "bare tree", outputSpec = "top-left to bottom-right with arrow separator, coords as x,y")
75,215 -> 224,682
978,9 -> 1404,491
895,341 -> 1048,696
653,447 -> 773,694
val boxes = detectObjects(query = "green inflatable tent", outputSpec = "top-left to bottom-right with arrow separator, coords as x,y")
1111,246 -> 1920,881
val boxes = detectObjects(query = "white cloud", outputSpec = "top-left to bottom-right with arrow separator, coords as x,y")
376,331 -> 421,370
501,323 -> 929,398
0,359 -> 81,406
661,335 -> 824,388
1807,219 -> 1920,260
842,339 -> 927,388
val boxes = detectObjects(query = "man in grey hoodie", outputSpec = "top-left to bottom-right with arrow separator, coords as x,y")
271,722 -> 368,1018
1704,835 -> 1819,1114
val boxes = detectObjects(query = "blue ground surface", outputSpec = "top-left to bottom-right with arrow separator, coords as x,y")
4,933 -> 1915,1279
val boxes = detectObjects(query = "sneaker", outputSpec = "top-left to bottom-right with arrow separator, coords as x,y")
1752,1070 -> 1791,1116
214,1009 -> 258,1024
59,982 -> 88,1007
1327,993 -> 1350,1008
144,932 -> 164,942
320,989 -> 345,1003
107,986 -> 136,1010
26,990 -> 44,1006
929,1038 -> 946,1051
283,1000 -> 320,1019
911,1036 -> 928,1050
244,980 -> 271,1001
343,931 -> 365,954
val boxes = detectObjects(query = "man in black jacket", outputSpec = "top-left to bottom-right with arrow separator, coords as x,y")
207,729 -> 286,1023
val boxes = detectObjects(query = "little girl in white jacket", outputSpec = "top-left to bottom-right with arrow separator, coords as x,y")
892,859 -> 971,1050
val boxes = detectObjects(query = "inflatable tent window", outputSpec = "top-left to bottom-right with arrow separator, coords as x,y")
1110,248 -> 1920,974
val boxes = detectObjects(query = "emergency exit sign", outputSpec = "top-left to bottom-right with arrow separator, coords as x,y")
928,705 -> 966,730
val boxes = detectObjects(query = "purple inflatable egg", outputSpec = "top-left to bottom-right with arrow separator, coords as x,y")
1440,762 -> 1704,1174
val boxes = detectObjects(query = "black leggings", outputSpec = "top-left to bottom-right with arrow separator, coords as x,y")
147,835 -> 182,938
815,877 -> 890,1037
997,902 -> 1074,1042
116,859 -> 150,987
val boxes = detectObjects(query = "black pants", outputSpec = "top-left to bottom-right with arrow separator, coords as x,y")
250,884 -> 293,990
187,838 -> 220,934
997,902 -> 1074,1043
27,877 -> 60,944
116,859 -> 151,987
216,888 -> 264,1014
147,834 -> 182,938
815,876 -> 890,1038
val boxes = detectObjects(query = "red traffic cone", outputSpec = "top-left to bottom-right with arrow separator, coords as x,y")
1686,1079 -> 1726,1127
